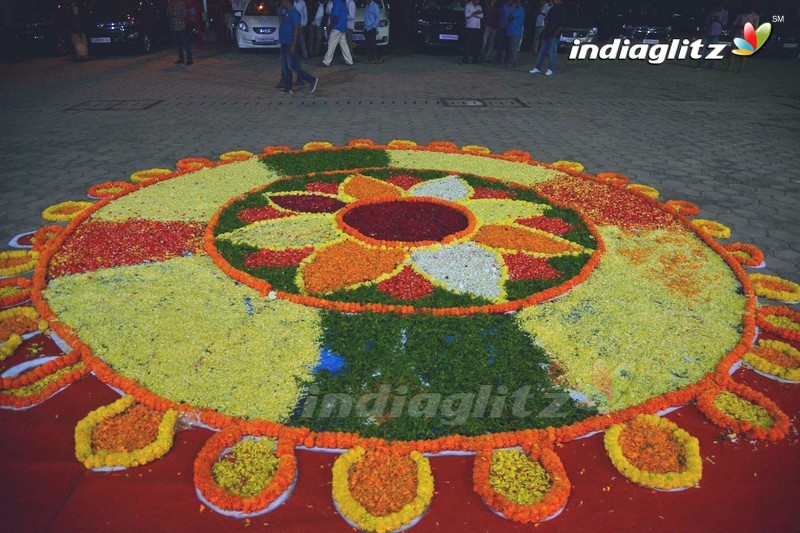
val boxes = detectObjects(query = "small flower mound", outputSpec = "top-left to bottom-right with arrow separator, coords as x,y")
604,414 -> 702,491
755,306 -> 800,342
664,199 -> 700,216
130,168 -> 172,183
87,181 -> 135,198
749,273 -> 800,302
473,446 -> 570,524
0,250 -> 39,277
387,139 -> 417,149
744,340 -> 800,382
724,242 -> 764,267
627,183 -> 660,199
691,218 -> 732,239
32,225 -> 63,252
176,157 -> 215,171
0,277 -> 32,308
695,383 -> 790,441
302,142 -> 334,151
332,447 -> 433,532
0,306 -> 48,343
42,201 -> 94,221
0,333 -> 22,361
219,150 -> 254,162
212,438 -> 281,497
594,172 -> 630,187
74,395 -> 178,469
461,145 -> 491,155
489,449 -> 552,505
550,160 -> 584,173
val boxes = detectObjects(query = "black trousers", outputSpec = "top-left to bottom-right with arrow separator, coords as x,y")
463,27 -> 481,63
365,28 -> 379,61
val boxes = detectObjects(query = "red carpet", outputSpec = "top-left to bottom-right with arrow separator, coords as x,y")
1,334 -> 799,532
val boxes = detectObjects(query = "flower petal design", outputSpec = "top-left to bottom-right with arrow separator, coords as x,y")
268,193 -> 347,213
515,216 -> 574,235
341,174 -> 403,201
473,224 -> 584,256
462,199 -> 549,225
408,175 -> 472,202
385,174 -> 424,190
377,266 -> 435,301
300,240 -> 407,295
411,242 -> 503,299
502,254 -> 560,280
217,213 -> 341,250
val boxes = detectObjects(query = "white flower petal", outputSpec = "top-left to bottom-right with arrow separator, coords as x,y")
408,175 -> 472,202
411,242 -> 503,299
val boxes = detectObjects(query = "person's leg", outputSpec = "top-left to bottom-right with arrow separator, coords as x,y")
183,30 -> 192,63
280,46 -> 292,90
365,28 -> 376,61
173,30 -> 184,62
291,53 -> 316,84
482,27 -> 495,61
462,28 -> 472,62
534,37 -> 549,69
322,30 -> 340,65
494,30 -> 505,63
547,37 -> 557,71
507,35 -> 520,65
533,26 -> 543,54
299,26 -> 308,58
346,28 -> 354,50
339,30 -> 353,64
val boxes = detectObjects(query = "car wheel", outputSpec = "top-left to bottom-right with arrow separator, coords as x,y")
140,33 -> 153,54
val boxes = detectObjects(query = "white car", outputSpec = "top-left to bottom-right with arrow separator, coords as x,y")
236,0 -> 282,50
351,0 -> 390,47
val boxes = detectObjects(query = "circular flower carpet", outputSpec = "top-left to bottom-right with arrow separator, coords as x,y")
2,140 -> 798,528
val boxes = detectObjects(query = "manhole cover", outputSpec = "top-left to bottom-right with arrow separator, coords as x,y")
65,100 -> 163,111
440,98 -> 527,108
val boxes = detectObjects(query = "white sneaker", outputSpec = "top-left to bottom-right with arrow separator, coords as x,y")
545,69 -> 553,76
529,68 -> 541,74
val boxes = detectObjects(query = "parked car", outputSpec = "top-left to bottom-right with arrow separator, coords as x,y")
557,2 -> 599,50
236,0 -> 281,50
612,1 -> 673,44
352,0 -> 390,47
84,0 -> 169,55
413,0 -> 467,50
0,0 -> 70,60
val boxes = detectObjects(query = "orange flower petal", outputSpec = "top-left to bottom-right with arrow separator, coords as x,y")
341,174 -> 403,201
473,224 -> 583,255
301,240 -> 407,295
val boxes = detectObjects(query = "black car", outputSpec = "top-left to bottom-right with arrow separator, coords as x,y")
0,0 -> 71,60
558,2 -> 599,50
413,0 -> 468,50
608,1 -> 673,44
84,0 -> 169,55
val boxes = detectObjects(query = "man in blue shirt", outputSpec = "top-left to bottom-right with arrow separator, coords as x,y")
279,0 -> 319,94
321,0 -> 354,66
363,0 -> 382,63
505,0 -> 525,67
495,0 -> 514,64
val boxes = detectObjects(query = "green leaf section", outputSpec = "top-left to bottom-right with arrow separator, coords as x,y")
215,190 -> 273,235
261,148 -> 390,176
504,255 -> 589,301
212,238 -> 300,292
288,312 -> 595,440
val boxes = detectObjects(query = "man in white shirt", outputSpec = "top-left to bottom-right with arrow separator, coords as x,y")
346,0 -> 356,52
533,0 -> 550,54
295,0 -> 309,58
309,0 -> 326,57
463,0 -> 483,63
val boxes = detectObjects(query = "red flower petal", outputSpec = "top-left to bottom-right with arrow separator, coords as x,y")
237,206 -> 294,223
305,181 -> 339,194
515,216 -> 574,235
385,174 -> 423,190
244,247 -> 314,268
269,194 -> 346,213
377,266 -> 435,301
471,187 -> 516,200
502,253 -> 561,281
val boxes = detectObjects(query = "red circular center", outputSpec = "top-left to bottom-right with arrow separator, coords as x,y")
341,198 -> 471,243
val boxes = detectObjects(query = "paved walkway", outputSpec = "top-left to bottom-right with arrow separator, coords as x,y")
2,44 -> 799,283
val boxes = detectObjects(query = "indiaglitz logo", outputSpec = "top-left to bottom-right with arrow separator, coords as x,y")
733,22 -> 772,56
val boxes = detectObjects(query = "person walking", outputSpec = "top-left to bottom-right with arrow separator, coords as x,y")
532,0 -> 550,54
295,0 -> 309,58
168,0 -> 192,65
321,0 -> 353,66
495,0 -> 514,64
310,0 -> 326,57
481,0 -> 499,62
463,0 -> 483,64
278,0 -> 319,94
696,3 -> 728,69
363,0 -> 383,63
529,0 -> 563,75
505,0 -> 524,66
726,6 -> 759,72
346,0 -> 356,52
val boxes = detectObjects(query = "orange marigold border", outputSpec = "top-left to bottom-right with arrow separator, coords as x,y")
29,140 -> 760,454
0,277 -> 32,308
0,348 -> 89,409
755,306 -> 800,343
695,380 -> 790,441
724,242 -> 764,267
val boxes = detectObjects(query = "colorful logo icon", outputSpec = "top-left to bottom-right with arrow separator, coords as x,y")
733,22 -> 772,56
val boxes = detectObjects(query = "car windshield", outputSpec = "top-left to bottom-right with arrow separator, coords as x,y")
244,0 -> 281,16
420,0 -> 467,12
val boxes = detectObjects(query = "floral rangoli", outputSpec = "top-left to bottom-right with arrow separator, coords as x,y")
2,140 -> 798,528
